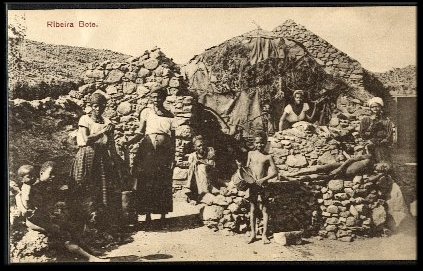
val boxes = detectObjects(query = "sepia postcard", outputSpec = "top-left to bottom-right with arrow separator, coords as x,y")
6,4 -> 416,263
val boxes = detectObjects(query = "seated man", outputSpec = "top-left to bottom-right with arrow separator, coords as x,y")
185,135 -> 216,201
360,96 -> 394,164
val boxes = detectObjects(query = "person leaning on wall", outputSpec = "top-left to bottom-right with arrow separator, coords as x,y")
278,89 -> 318,131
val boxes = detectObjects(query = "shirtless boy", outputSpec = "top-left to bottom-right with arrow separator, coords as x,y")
237,131 -> 278,244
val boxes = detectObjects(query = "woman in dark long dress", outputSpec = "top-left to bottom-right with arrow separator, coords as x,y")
123,88 -> 175,222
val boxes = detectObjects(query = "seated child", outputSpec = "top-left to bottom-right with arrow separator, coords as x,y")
237,131 -> 278,244
16,162 -> 109,262
14,165 -> 38,217
185,135 -> 217,201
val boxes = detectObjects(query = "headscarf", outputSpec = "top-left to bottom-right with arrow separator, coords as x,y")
293,89 -> 304,97
192,135 -> 204,145
368,97 -> 384,107
90,93 -> 107,105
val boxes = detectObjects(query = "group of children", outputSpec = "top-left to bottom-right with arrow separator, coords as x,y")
10,161 -> 110,262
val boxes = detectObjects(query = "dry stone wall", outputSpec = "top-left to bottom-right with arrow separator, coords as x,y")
67,48 -> 195,179
273,20 -> 371,101
199,121 -> 406,242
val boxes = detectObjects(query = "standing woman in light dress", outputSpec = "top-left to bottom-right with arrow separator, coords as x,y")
69,92 -> 121,229
123,88 -> 175,223
278,89 -> 318,131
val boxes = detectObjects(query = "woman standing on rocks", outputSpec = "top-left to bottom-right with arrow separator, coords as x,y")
278,89 -> 318,131
123,88 -> 175,223
69,92 -> 121,230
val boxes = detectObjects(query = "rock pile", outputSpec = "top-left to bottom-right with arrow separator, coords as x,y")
9,96 -> 82,125
273,19 -> 370,100
199,186 -> 251,235
373,65 -> 416,96
67,47 -> 195,171
10,229 -> 59,263
199,120 -> 407,242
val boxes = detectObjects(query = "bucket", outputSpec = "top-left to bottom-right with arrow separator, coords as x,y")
232,167 -> 256,191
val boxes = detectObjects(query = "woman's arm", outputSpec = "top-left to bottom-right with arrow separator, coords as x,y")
80,125 -> 110,145
123,118 -> 146,146
278,112 -> 288,131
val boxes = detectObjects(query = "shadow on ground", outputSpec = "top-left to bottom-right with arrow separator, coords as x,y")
125,213 -> 204,233
107,253 -> 173,262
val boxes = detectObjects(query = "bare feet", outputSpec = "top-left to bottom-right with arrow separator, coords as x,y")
262,236 -> 271,244
247,236 -> 257,244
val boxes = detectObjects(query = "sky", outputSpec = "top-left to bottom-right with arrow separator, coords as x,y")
7,6 -> 416,72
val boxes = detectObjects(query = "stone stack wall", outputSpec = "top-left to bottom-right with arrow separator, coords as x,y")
273,19 -> 371,100
67,48 -> 195,179
199,121 -> 405,241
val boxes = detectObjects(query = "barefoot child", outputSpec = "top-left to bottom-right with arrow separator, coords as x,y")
16,161 -> 109,262
237,131 -> 278,244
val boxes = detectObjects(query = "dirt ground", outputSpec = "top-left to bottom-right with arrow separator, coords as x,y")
101,197 -> 416,263
100,148 -> 417,263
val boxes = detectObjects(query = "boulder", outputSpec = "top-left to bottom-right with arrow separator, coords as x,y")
122,82 -> 137,94
136,85 -> 151,98
328,179 -> 344,192
273,231 -> 303,246
200,205 -> 224,221
317,151 -> 337,165
137,68 -> 150,78
105,69 -> 124,83
117,102 -> 133,115
371,205 -> 386,227
200,193 -> 216,206
286,154 -> 308,168
386,183 -> 409,229
172,167 -> 188,180
144,59 -> 159,70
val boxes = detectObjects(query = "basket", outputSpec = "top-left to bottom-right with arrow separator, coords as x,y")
232,167 -> 256,191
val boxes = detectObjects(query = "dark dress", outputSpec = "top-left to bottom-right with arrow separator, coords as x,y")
132,107 -> 174,214
359,115 -> 394,163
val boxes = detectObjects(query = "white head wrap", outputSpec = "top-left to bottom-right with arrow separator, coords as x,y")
368,97 -> 384,107
293,89 -> 304,96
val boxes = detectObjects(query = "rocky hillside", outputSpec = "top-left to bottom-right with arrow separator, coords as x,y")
373,65 -> 416,95
8,39 -> 131,100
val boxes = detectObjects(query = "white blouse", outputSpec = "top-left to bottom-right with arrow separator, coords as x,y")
76,114 -> 111,146
283,103 -> 310,123
139,107 -> 173,136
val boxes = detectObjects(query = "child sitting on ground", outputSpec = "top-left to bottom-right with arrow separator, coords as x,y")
185,135 -> 217,201
236,131 -> 278,244
14,165 -> 38,218
15,161 -> 109,262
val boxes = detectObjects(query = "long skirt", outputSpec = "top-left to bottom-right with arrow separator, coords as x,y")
69,144 -> 121,228
132,134 -> 174,214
